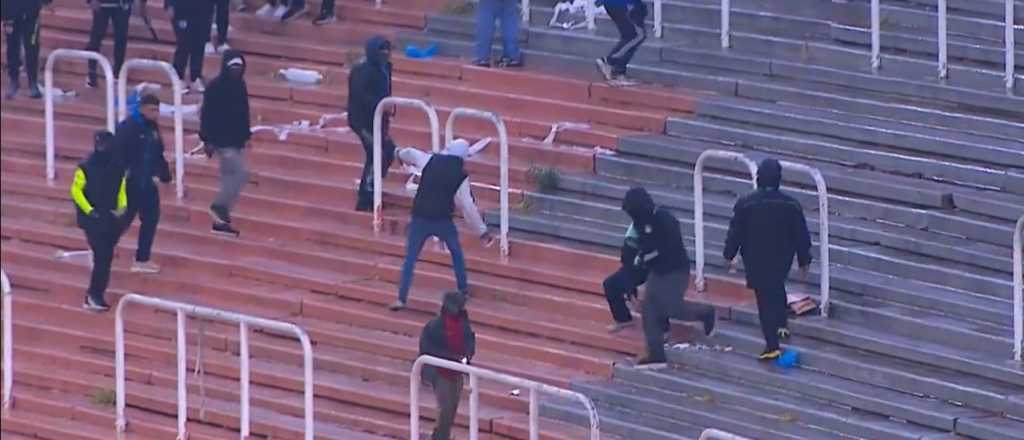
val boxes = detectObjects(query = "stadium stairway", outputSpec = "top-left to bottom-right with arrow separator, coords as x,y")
397,0 -> 1024,438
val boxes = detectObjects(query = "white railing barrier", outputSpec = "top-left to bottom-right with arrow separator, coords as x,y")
1013,214 -> 1022,361
654,0 -> 664,38
1,269 -> 12,414
693,150 -> 758,293
117,59 -> 187,200
522,0 -> 530,23
373,97 -> 441,233
721,0 -> 731,48
700,429 -> 751,440
938,0 -> 949,78
1007,0 -> 1017,90
444,108 -> 511,261
870,0 -> 881,70
410,355 -> 599,440
115,294 -> 314,440
777,160 -> 831,316
45,49 -> 116,182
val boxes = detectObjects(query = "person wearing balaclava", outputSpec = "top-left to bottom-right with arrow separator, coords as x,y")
71,131 -> 128,311
114,92 -> 172,275
622,186 -> 716,368
724,158 -> 812,361
390,140 -> 495,312
200,49 -> 251,237
348,36 -> 397,212
418,291 -> 475,440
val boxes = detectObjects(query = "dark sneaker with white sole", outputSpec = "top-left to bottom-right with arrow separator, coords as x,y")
83,295 -> 110,312
313,12 -> 336,25
209,204 -> 231,224
595,57 -> 614,81
212,222 -> 240,237
633,356 -> 668,370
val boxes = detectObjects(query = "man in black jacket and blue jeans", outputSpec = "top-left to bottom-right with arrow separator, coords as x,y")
200,49 -> 251,236
724,158 -> 812,361
115,93 -> 171,274
348,36 -> 396,212
622,187 -> 716,368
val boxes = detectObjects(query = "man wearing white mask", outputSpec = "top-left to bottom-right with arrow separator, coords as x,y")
389,139 -> 495,311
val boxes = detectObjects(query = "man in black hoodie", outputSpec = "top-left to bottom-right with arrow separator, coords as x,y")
71,131 -> 128,312
166,0 -> 210,92
622,187 -> 716,368
418,291 -> 475,440
115,93 -> 172,275
200,49 -> 251,237
724,158 -> 812,361
348,36 -> 397,212
84,0 -> 134,88
3,0 -> 50,99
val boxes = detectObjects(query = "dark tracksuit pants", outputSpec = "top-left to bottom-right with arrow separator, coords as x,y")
604,267 -> 669,331
755,282 -> 789,351
85,7 -> 130,82
604,2 -> 647,76
172,13 -> 208,82
318,0 -> 335,15
5,8 -> 41,85
642,268 -> 715,362
84,217 -> 121,301
122,184 -> 161,263
355,128 -> 396,209
209,0 -> 230,46
431,374 -> 463,440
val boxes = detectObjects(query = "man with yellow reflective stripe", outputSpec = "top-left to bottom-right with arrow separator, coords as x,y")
70,131 -> 127,312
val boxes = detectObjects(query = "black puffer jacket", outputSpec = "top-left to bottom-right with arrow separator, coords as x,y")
114,112 -> 171,192
723,159 -> 813,289
347,36 -> 392,133
200,50 -> 252,149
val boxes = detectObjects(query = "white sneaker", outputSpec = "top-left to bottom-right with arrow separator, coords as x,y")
273,5 -> 288,18
192,78 -> 206,93
595,57 -> 614,81
205,42 -> 217,54
131,261 -> 161,274
255,4 -> 273,15
217,43 -> 232,52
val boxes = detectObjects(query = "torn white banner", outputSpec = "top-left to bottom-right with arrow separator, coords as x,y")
542,122 -> 591,144
278,68 -> 324,85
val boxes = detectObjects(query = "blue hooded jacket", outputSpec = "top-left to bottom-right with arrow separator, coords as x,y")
347,36 -> 393,132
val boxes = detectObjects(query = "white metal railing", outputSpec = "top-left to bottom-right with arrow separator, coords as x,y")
700,429 -> 751,440
373,97 -> 441,233
693,152 -> 832,317
117,59 -> 187,200
654,0 -> 664,38
721,0 -> 731,48
1007,0 -> 1017,90
115,294 -> 314,440
870,0 -> 881,70
45,49 -> 116,182
1,269 -> 12,414
693,150 -> 758,293
1014,214 -> 1022,362
444,108 -> 510,261
410,355 -> 599,440
527,0 -> 596,29
938,0 -> 948,78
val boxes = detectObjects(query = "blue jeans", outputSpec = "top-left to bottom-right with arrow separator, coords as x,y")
474,0 -> 521,61
397,217 -> 469,303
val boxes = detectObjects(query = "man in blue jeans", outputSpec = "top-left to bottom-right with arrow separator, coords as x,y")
473,0 -> 522,67
390,140 -> 494,311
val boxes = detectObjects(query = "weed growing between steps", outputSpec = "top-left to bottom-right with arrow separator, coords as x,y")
442,0 -> 476,16
92,388 -> 116,406
527,166 -> 561,194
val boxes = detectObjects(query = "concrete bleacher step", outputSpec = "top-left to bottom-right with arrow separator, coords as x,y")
675,319 -> 1024,420
611,364 -> 956,439
543,396 -> 702,440
830,23 -> 1024,68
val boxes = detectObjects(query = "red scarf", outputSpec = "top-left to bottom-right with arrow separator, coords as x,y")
441,314 -> 466,378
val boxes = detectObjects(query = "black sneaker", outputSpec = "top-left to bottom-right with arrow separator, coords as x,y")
27,83 -> 42,99
85,75 -> 98,89
212,222 -> 240,237
83,295 -> 111,312
497,57 -> 523,68
281,4 -> 307,21
209,204 -> 231,224
471,58 -> 491,68
703,309 -> 717,337
313,11 -> 336,25
633,356 -> 667,370
4,80 -> 19,99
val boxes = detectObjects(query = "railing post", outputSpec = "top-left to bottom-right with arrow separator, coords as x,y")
44,50 -> 116,182
469,373 -> 480,440
528,388 -> 539,440
1007,0 -> 1017,90
1,269 -> 12,414
1014,214 -> 1022,362
444,108 -> 512,261
115,296 -> 128,433
239,322 -> 250,439
721,0 -> 731,48
373,97 -> 441,234
522,0 -> 530,24
871,0 -> 881,71
117,59 -> 187,200
693,150 -> 758,292
937,0 -> 948,79
654,0 -> 663,38
176,310 -> 188,440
